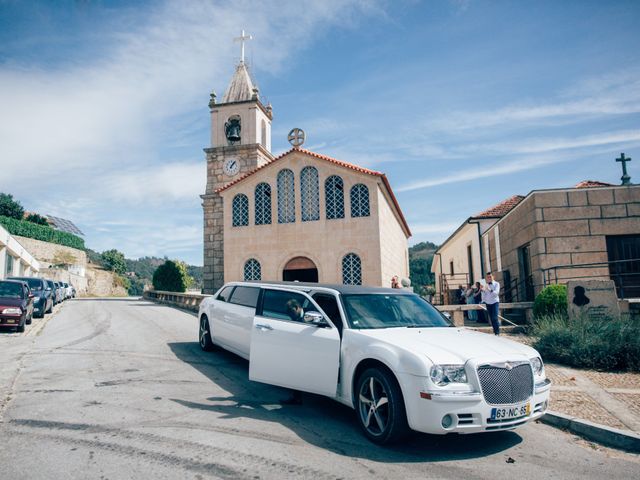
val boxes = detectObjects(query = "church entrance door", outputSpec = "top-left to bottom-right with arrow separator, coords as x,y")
283,257 -> 319,283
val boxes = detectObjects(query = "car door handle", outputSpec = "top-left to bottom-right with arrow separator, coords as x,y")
255,323 -> 273,331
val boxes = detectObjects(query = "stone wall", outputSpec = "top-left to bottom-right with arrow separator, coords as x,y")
490,185 -> 640,298
13,235 -> 87,269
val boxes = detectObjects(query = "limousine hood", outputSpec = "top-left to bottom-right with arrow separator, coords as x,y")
354,327 -> 539,366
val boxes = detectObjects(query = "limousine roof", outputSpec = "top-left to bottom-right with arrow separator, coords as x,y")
226,281 -> 414,296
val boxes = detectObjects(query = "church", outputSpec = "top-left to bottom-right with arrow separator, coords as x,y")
201,44 -> 411,294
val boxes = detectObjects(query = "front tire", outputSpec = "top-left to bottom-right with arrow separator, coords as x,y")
355,367 -> 409,445
199,315 -> 214,351
17,321 -> 25,333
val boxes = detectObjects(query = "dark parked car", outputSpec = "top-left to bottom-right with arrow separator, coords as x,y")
8,276 -> 53,318
0,280 -> 34,332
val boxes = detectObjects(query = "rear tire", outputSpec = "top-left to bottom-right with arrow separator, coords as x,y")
355,367 -> 409,445
199,315 -> 214,351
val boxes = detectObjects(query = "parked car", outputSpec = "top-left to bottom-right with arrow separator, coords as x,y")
45,280 -> 58,306
53,282 -> 64,303
0,280 -> 34,332
198,282 -> 551,444
7,276 -> 53,318
62,282 -> 72,299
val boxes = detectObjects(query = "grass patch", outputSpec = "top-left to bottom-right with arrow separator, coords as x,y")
532,314 -> 640,372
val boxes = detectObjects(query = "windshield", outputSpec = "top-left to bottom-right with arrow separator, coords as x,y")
0,282 -> 24,299
342,294 -> 452,329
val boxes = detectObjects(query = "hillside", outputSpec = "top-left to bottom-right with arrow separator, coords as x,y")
408,241 -> 438,292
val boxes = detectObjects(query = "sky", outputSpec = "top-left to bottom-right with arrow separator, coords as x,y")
1,0 -> 639,265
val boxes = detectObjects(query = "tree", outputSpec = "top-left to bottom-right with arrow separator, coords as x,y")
101,249 -> 127,274
409,257 -> 434,294
0,193 -> 25,220
26,213 -> 49,226
152,260 -> 194,292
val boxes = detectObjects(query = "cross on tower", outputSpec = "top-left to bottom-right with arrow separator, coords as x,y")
616,153 -> 632,185
234,29 -> 252,64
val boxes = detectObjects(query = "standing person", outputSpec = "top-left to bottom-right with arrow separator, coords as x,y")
457,285 -> 466,304
473,282 -> 484,323
481,272 -> 501,335
465,283 -> 476,321
391,276 -> 400,289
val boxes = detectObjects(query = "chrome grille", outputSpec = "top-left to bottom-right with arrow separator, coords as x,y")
477,363 -> 533,405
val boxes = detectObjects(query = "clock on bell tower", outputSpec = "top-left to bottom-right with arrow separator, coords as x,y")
201,31 -> 274,293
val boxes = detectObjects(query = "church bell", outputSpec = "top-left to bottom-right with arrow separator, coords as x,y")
225,118 -> 241,144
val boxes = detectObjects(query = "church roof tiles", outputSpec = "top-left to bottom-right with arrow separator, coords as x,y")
574,180 -> 614,189
215,147 -> 411,236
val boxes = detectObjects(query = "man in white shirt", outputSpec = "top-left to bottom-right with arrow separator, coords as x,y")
481,272 -> 501,335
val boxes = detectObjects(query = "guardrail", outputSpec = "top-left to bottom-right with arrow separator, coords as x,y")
143,290 -> 210,312
143,290 -> 535,327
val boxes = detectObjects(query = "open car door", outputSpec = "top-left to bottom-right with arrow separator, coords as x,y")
249,287 -> 340,397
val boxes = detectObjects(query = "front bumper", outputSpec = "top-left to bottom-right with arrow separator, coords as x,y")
399,372 -> 551,435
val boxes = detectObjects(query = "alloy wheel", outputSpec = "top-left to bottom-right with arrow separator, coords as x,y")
358,375 -> 390,437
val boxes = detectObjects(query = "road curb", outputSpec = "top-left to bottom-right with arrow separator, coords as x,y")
540,410 -> 640,453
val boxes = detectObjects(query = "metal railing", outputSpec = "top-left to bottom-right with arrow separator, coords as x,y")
541,258 -> 640,299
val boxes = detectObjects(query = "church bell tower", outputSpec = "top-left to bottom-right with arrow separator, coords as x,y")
201,31 -> 274,293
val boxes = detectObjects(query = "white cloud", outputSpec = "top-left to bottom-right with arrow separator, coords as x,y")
0,0 -> 383,262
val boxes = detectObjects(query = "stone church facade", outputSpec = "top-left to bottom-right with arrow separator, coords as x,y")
202,60 -> 410,293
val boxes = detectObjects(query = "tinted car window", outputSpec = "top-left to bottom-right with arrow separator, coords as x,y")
9,277 -> 44,290
312,294 -> 342,334
261,290 -> 318,322
0,282 -> 24,298
229,286 -> 260,309
217,286 -> 234,302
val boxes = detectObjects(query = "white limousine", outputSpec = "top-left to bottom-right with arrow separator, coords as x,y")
198,282 -> 551,444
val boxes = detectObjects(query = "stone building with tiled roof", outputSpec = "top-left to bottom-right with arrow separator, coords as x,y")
201,59 -> 410,292
432,179 -> 640,304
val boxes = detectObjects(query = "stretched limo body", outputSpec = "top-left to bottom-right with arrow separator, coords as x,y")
198,282 -> 551,444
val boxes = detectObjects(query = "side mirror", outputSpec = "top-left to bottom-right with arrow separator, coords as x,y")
46,287 -> 52,291
304,311 -> 330,327
28,293 -> 35,299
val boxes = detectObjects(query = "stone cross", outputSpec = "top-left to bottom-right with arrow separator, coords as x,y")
234,30 -> 252,64
616,152 -> 632,185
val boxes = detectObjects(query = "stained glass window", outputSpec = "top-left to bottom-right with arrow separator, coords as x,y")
232,194 -> 249,227
255,182 -> 272,225
244,258 -> 261,281
325,175 -> 344,220
300,166 -> 320,221
350,184 -> 370,217
342,253 -> 362,285
277,169 -> 296,223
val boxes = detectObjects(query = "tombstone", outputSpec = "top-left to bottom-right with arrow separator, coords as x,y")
567,280 -> 620,320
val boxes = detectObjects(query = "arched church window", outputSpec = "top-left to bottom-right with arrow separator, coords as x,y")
325,175 -> 345,220
300,166 -> 320,221
255,183 -> 272,225
277,169 -> 296,223
342,253 -> 362,285
261,119 -> 267,148
350,184 -> 370,217
232,194 -> 249,227
244,258 -> 261,281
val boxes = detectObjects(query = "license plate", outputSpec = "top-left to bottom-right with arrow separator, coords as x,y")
491,402 -> 530,420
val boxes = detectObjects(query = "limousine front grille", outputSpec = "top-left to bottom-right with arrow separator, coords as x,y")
477,362 -> 533,405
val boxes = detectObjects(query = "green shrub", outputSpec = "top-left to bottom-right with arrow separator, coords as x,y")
532,314 -> 640,371
25,213 -> 49,225
533,284 -> 567,318
0,215 -> 85,249
152,260 -> 193,293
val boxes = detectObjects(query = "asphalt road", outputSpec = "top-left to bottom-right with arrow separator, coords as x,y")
0,298 -> 638,479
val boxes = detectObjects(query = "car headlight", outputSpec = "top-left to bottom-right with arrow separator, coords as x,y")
531,357 -> 544,376
2,308 -> 22,315
430,364 -> 468,386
